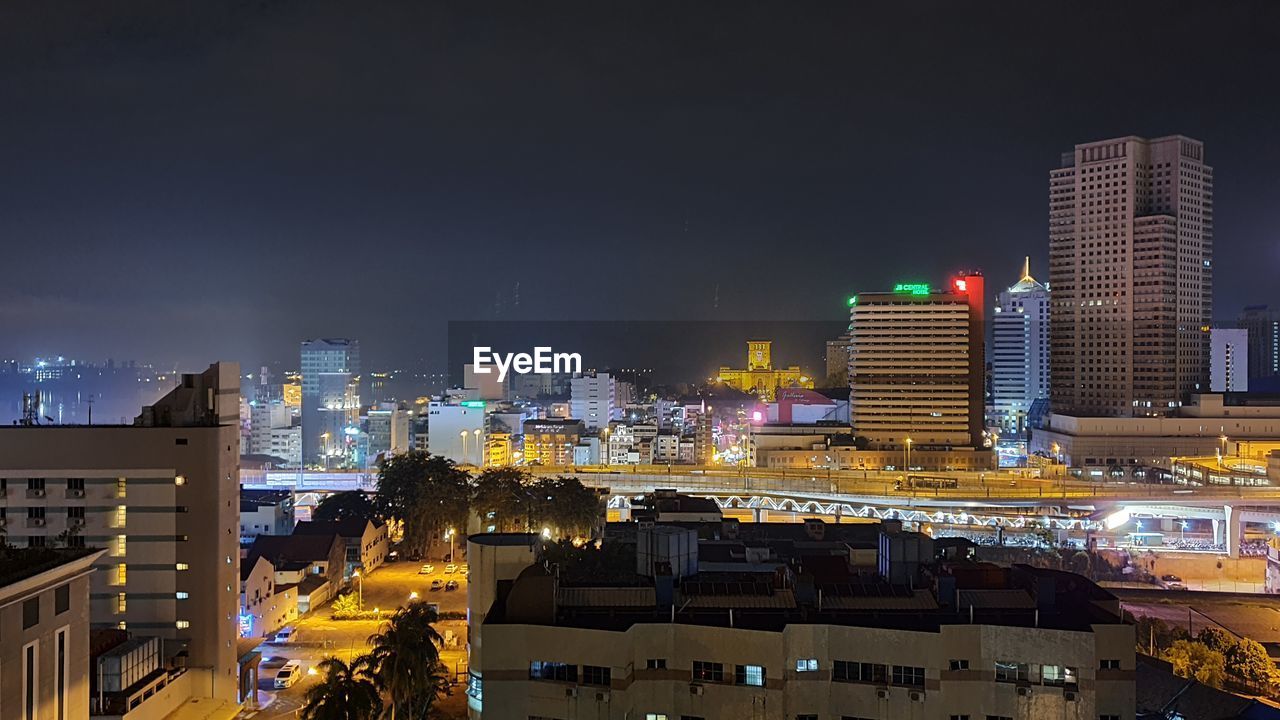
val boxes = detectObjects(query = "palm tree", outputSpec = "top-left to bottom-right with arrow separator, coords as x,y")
301,656 -> 383,720
366,602 -> 448,719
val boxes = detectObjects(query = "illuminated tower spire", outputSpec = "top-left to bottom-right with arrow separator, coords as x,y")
1021,255 -> 1032,282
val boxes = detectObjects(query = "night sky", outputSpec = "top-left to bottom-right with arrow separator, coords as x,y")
2,1 -> 1278,371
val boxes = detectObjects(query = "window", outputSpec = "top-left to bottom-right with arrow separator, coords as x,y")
116,593 -> 127,613
28,507 -> 46,519
986,716 -> 1013,720
646,658 -> 666,670
23,597 -> 40,629
949,716 -> 970,720
735,665 -> 765,687
55,584 -> 70,614
57,628 -> 68,720
176,563 -> 190,571
116,477 -> 127,498
175,620 -> 190,629
1041,664 -> 1077,686
581,665 -> 611,687
67,477 -> 84,491
24,641 -> 39,720
796,658 -> 818,672
892,665 -> 925,687
176,591 -> 189,599
115,564 -> 127,586
949,659 -> 970,671
67,506 -> 85,519
692,661 -> 724,683
113,505 -> 127,528
1099,659 -> 1120,670
114,535 -> 127,557
645,715 -> 667,720
994,661 -> 1029,682
796,716 -> 818,720
529,661 -> 576,683
1099,715 -> 1121,720
28,477 -> 45,490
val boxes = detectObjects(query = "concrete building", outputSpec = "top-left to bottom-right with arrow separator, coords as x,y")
765,387 -> 849,425
293,518 -> 389,579
1238,305 -> 1280,385
1049,135 -> 1213,417
238,556 -> 298,640
1031,393 -> 1280,473
990,258 -> 1050,436
464,363 -> 507,402
246,401 -> 294,460
0,362 -> 243,705
848,275 -> 986,450
1210,328 -> 1249,392
468,520 -> 1134,720
300,338 -> 361,468
824,335 -> 851,388
522,419 -> 584,466
0,548 -> 102,720
238,489 -> 297,543
570,373 -> 617,431
244,533 -> 345,613
716,341 -> 813,401
427,402 -> 486,466
365,404 -> 411,467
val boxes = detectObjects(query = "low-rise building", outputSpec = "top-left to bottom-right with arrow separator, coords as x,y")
238,555 -> 298,639
239,489 -> 296,543
0,547 -> 102,720
245,534 -> 344,612
522,419 -> 584,466
468,519 -> 1134,720
293,518 -> 389,579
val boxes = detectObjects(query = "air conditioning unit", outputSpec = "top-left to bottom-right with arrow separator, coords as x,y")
28,488 -> 46,498
1063,690 -> 1078,702
595,691 -> 610,702
1016,686 -> 1032,697
909,690 -> 925,702
69,517 -> 85,527
876,688 -> 890,700
689,683 -> 704,696
67,489 -> 85,498
30,518 -> 47,527
564,687 -> 578,699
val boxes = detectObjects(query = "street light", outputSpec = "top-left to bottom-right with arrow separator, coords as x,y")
904,437 -> 913,473
460,431 -> 469,465
445,527 -> 455,564
352,569 -> 363,611
472,429 -> 483,466
408,591 -> 419,602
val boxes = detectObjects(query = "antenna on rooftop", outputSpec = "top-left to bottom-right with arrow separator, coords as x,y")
19,391 -> 42,426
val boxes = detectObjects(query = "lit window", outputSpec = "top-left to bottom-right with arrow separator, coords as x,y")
175,620 -> 190,629
176,592 -> 189,600
114,535 -> 127,557
116,593 -> 127,613
115,564 -> 127,586
175,475 -> 186,486
116,477 -> 127,498
113,505 -> 127,528
176,563 -> 190,571
795,658 -> 818,672
735,665 -> 765,687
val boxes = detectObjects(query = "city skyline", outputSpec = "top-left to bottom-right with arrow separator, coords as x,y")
2,2 -> 1279,369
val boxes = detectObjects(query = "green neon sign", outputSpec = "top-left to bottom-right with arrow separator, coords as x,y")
460,400 -> 487,408
847,295 -> 858,306
893,283 -> 931,295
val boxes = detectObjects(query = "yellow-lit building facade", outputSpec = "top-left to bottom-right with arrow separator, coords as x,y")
485,432 -> 514,467
717,341 -> 813,401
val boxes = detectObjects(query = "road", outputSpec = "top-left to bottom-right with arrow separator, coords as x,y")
248,560 -> 471,719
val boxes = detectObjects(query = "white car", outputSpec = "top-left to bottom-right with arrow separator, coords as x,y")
444,563 -> 458,574
274,660 -> 302,689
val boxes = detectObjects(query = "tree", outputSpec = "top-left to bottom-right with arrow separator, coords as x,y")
1165,640 -> 1226,688
366,602 -> 448,719
1197,627 -> 1234,655
1134,615 -> 1189,655
301,656 -> 383,720
537,476 -> 602,539
471,467 -> 536,532
331,592 -> 360,618
1226,637 -> 1278,689
375,452 -> 471,557
315,491 -> 377,522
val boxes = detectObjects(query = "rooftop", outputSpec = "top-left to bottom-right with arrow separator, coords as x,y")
0,547 -> 100,589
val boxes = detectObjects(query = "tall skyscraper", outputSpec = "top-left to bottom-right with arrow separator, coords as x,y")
1238,305 -> 1280,384
569,372 -> 617,431
1049,135 -> 1213,417
1210,327 -> 1249,392
0,363 -> 243,704
300,339 -> 361,467
848,274 -> 985,449
990,258 -> 1050,436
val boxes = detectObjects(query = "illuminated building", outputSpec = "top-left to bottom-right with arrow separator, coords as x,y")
990,257 -> 1050,436
521,418 -> 584,465
427,402 -> 485,465
281,380 -> 301,407
569,372 -> 616,431
485,432 -> 513,467
1210,328 -> 1248,392
1049,135 -> 1213,417
848,275 -> 986,451
1238,305 -> 1280,384
300,338 -> 361,467
716,341 -> 813,401
0,363 -> 244,706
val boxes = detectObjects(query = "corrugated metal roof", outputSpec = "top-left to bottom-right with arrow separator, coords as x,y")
957,589 -> 1036,609
682,589 -> 797,609
821,589 -> 938,611
558,587 -> 656,607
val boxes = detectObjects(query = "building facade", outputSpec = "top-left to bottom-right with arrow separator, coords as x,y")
1049,135 -> 1213,417
570,373 -> 617,431
990,258 -> 1050,436
717,341 -> 813,401
522,419 -> 585,466
300,338 -> 361,468
1210,328 -> 1249,392
427,402 -> 486,466
0,363 -> 243,704
848,275 -> 986,450
1238,305 -> 1280,384
0,549 -> 101,720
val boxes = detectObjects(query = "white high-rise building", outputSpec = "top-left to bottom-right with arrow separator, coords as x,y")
300,338 -> 361,466
570,372 -> 616,431
1210,328 -> 1249,392
1049,135 -> 1213,417
427,402 -> 485,466
990,258 -> 1050,436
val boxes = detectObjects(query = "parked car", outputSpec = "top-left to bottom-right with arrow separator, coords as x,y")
444,563 -> 458,574
445,580 -> 459,591
272,627 -> 295,644
419,564 -> 435,575
430,579 -> 443,591
1161,574 -> 1185,589
274,660 -> 302,689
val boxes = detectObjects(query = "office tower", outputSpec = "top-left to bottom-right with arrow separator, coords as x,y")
848,275 -> 985,449
0,363 -> 243,705
300,338 -> 361,467
427,401 -> 486,465
1049,135 -> 1213,417
990,257 -> 1050,436
1210,328 -> 1249,392
1238,305 -> 1280,383
570,372 -> 617,431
